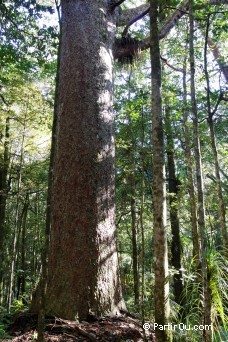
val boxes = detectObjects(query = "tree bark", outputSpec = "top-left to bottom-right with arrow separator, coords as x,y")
208,119 -> 228,248
33,0 -> 125,321
0,116 -> 10,305
165,108 -> 184,311
129,168 -> 139,306
140,110 -> 145,322
203,16 -> 228,249
182,67 -> 200,263
150,1 -> 171,341
19,194 -> 29,300
126,73 -> 139,307
189,2 -> 212,340
189,0 -> 207,254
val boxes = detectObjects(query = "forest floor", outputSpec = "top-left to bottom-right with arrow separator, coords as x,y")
3,313 -> 155,341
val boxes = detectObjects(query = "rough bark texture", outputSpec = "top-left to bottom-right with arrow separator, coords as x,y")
150,1 -> 171,341
35,0 -> 125,321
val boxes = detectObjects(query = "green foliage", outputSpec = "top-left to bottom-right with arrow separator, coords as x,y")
207,248 -> 228,331
0,323 -> 11,340
0,309 -> 13,340
173,248 -> 228,341
10,297 -> 30,314
0,0 -> 58,82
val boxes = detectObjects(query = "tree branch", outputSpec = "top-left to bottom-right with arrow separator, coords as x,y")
117,3 -> 149,27
209,92 -> 227,118
122,7 -> 150,37
115,0 -> 189,59
114,0 -> 228,59
113,36 -> 150,60
0,94 -> 10,106
159,0 -> 189,39
196,16 -> 228,83
206,36 -> 228,83
161,56 -> 184,73
54,0 -> 61,23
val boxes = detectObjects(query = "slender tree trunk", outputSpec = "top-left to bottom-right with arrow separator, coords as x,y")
33,0 -> 125,321
197,18 -> 228,83
0,116 -> 10,305
8,111 -> 26,311
165,108 -> 184,311
129,170 -> 139,306
189,3 -> 212,341
182,67 -> 200,263
208,120 -> 227,248
8,183 -> 20,311
20,194 -> 29,299
204,17 -> 228,249
150,1 -> 171,341
32,193 -> 40,283
189,4 -> 206,254
140,110 -> 145,322
126,71 -> 139,307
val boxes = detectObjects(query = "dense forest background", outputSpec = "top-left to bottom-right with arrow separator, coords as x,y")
0,0 -> 227,341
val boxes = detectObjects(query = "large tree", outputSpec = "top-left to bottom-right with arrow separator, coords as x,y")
32,0 -> 127,321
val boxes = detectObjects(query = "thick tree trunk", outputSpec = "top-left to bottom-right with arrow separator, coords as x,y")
34,0 -> 125,321
150,1 -> 171,341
